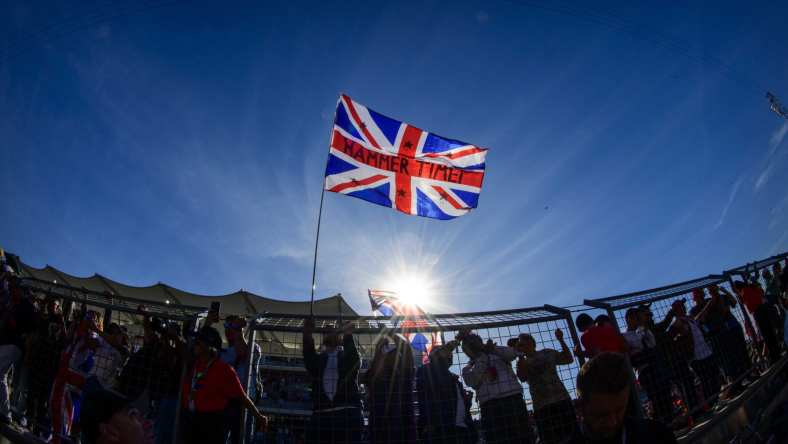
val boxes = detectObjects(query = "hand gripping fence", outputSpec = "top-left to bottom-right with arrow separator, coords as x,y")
0,251 -> 785,444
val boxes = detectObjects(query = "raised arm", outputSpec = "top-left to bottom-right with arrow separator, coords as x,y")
516,357 -> 529,382
341,322 -> 360,369
302,317 -> 319,376
718,286 -> 738,307
694,298 -> 714,322
241,393 -> 269,432
555,329 -> 574,365
654,310 -> 675,334
461,359 -> 485,389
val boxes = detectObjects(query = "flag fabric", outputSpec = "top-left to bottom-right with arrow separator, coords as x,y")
368,289 -> 441,363
368,289 -> 424,317
325,94 -> 488,220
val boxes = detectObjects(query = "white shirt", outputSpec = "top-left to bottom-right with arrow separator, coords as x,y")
623,328 -> 655,355
684,317 -> 712,361
323,351 -> 339,401
461,347 -> 522,405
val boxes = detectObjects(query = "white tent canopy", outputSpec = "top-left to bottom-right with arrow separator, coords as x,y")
12,257 -> 358,317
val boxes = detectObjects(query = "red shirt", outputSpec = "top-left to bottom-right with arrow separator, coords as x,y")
581,325 -> 627,355
740,286 -> 765,314
181,357 -> 245,413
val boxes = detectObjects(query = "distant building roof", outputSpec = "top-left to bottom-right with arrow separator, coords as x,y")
9,253 -> 358,317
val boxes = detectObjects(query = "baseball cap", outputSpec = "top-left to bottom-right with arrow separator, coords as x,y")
80,389 -> 133,444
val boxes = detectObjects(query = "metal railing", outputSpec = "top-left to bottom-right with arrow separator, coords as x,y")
0,251 -> 785,444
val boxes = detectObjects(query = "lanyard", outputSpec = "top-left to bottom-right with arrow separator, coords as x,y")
189,358 -> 216,406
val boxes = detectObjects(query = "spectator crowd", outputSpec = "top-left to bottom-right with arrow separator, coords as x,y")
0,255 -> 786,444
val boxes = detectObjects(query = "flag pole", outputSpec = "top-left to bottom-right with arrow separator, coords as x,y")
310,95 -> 343,316
309,92 -> 342,317
309,185 -> 326,316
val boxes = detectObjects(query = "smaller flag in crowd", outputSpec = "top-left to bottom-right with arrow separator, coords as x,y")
368,289 -> 441,363
325,95 -> 488,220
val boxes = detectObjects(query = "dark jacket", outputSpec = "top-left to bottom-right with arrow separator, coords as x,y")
416,360 -> 476,440
303,332 -> 361,411
566,417 -> 677,444
0,292 -> 36,349
363,339 -> 416,444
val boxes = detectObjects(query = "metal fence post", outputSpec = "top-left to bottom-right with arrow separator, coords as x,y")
543,305 -> 585,366
582,300 -> 622,332
239,323 -> 259,444
173,314 -> 204,444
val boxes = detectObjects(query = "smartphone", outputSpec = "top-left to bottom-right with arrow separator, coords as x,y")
210,301 -> 221,313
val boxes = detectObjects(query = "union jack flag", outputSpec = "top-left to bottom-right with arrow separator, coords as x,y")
325,95 -> 488,220
369,289 -> 441,363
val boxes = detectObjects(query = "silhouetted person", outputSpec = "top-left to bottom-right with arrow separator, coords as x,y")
302,318 -> 362,444
516,330 -> 578,444
621,307 -> 668,421
220,316 -> 261,444
181,327 -> 267,444
460,330 -> 535,444
575,314 -> 626,359
670,300 -> 721,408
698,285 -> 751,395
364,332 -> 416,444
80,388 -> 153,444
734,281 -> 782,364
416,340 -> 477,444
566,352 -> 677,444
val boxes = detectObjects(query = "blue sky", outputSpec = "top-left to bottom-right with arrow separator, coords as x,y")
2,1 -> 787,314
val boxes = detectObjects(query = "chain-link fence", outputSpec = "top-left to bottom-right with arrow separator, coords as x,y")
0,276 -> 206,444
246,305 -> 584,444
0,251 -> 786,444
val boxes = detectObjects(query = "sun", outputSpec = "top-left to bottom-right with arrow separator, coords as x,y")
385,272 -> 434,308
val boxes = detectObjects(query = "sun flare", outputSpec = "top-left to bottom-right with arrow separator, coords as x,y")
384,272 -> 434,308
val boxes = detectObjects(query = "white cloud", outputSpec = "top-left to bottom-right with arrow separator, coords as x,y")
756,122 -> 788,191
714,176 -> 743,230
755,162 -> 774,190
769,122 -> 788,156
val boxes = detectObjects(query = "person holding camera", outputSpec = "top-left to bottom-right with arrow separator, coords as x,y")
303,317 -> 362,443
460,330 -> 535,444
